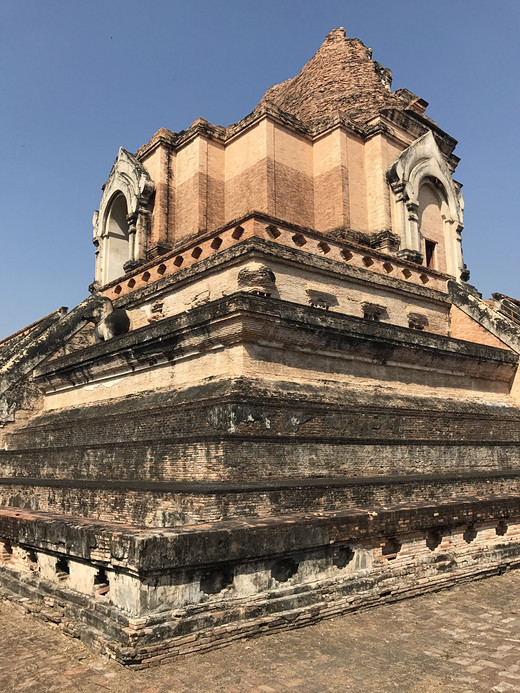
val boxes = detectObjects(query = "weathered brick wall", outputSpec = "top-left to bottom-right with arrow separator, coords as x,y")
0,474 -> 519,527
450,304 -> 511,349
225,122 -> 270,222
271,122 -> 314,227
313,129 -> 350,231
1,376 -> 518,525
141,144 -> 172,251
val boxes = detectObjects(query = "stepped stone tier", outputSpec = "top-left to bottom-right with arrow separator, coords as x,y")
1,28 -> 519,666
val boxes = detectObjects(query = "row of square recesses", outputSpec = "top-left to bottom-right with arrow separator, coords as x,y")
0,542 -> 110,597
0,520 -> 510,598
111,224 -> 432,296
270,227 -> 431,285
112,227 -> 246,296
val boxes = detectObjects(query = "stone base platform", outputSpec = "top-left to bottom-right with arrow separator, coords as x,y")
0,497 -> 519,667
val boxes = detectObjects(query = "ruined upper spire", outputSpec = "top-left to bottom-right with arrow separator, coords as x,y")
259,27 -> 415,125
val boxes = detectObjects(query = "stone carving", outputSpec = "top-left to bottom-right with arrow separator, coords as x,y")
87,296 -> 130,342
407,312 -> 429,331
362,302 -> 388,321
147,300 -> 164,323
237,263 -> 277,297
306,289 -> 339,310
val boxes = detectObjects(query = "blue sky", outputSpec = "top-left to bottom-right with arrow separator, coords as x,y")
1,0 -> 519,338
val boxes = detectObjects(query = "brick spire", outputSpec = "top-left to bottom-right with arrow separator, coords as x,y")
260,27 -> 411,125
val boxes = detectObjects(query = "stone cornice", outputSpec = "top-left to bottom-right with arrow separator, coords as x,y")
0,495 -> 518,573
35,292 -> 516,393
136,103 -> 370,161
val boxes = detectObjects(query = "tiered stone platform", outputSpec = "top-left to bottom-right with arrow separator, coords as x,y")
0,292 -> 519,665
1,27 -> 519,666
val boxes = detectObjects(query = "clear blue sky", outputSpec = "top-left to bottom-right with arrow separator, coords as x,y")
1,0 -> 519,338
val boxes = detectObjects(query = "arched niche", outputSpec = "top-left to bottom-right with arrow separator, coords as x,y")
92,148 -> 154,287
417,178 -> 448,272
386,131 -> 465,280
104,193 -> 130,283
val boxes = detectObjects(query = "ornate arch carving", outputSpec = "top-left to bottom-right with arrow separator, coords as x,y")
92,148 -> 154,286
386,131 -> 465,280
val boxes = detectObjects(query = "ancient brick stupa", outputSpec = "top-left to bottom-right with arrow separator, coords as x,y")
0,28 -> 519,666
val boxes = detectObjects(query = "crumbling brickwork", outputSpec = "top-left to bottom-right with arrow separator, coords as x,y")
261,28 -> 410,124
